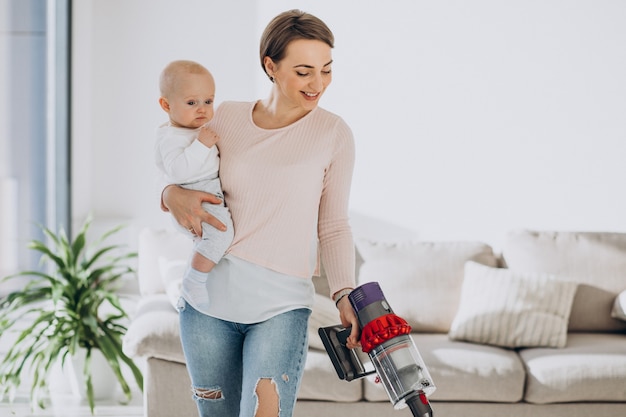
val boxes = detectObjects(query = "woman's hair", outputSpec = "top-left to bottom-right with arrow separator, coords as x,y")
259,9 -> 335,78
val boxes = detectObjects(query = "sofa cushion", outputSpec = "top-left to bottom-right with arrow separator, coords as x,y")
315,247 -> 364,299
612,290 -> 626,322
308,293 -> 342,351
299,350 -> 363,402
449,262 -> 578,348
355,239 -> 498,333
158,257 -> 186,308
502,230 -> 626,332
137,228 -> 192,295
520,333 -> 626,403
362,333 -> 525,403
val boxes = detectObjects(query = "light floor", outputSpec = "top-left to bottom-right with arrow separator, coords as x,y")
0,349 -> 145,417
0,392 -> 143,417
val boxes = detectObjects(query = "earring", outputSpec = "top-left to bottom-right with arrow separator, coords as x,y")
269,75 -> 275,83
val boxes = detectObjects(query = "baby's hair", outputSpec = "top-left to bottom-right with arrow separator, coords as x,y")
159,60 -> 210,98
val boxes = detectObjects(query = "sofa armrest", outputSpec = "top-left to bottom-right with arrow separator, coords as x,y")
123,294 -> 186,364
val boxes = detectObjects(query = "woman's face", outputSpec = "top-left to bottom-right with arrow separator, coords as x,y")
272,39 -> 333,112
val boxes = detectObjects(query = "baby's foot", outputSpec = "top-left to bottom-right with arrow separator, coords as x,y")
183,268 -> 210,310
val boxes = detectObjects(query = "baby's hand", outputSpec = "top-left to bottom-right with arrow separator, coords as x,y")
197,125 -> 220,148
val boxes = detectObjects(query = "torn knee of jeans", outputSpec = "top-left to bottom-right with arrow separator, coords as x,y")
192,386 -> 223,400
254,378 -> 280,416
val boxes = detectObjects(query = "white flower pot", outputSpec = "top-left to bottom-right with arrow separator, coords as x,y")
68,348 -> 118,400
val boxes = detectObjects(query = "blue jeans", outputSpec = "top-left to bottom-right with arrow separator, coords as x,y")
177,298 -> 311,417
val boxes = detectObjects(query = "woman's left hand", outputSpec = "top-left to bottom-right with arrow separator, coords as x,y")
337,296 -> 361,350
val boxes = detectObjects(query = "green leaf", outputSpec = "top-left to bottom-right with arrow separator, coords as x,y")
0,217 -> 141,415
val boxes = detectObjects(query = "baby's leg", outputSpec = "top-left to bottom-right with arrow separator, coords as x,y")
191,251 -> 217,273
185,233 -> 222,310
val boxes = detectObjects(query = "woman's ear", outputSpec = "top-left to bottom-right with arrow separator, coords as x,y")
263,56 -> 276,77
158,97 -> 170,113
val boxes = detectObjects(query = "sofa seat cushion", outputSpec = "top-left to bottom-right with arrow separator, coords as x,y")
123,294 -> 186,363
520,333 -> 626,404
363,334 -> 526,403
299,350 -> 364,402
503,230 -> 626,332
308,293 -> 342,351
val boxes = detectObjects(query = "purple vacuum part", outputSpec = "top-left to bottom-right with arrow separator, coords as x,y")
349,282 -> 385,313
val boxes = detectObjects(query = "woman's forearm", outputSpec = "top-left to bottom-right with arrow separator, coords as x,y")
162,185 -> 227,232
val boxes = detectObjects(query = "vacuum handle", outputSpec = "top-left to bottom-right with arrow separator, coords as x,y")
318,325 -> 374,381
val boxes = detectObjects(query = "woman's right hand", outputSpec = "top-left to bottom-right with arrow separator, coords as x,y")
336,296 -> 361,350
161,185 -> 227,234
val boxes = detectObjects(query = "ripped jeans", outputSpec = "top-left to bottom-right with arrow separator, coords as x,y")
177,298 -> 311,417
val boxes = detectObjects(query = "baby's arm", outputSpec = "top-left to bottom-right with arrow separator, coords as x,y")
197,125 -> 220,148
156,127 -> 219,183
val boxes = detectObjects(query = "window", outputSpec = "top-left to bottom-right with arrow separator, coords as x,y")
0,0 -> 70,291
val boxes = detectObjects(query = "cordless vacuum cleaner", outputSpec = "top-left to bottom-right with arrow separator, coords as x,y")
319,282 -> 435,417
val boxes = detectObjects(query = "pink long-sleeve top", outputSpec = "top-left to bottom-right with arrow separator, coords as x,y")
212,101 -> 356,298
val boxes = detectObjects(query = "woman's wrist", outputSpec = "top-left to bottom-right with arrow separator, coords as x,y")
332,288 -> 353,307
160,184 -> 177,212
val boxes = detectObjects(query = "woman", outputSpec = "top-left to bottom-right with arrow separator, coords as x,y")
162,9 -> 359,417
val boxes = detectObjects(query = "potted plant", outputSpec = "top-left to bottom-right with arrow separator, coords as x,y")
0,217 -> 143,414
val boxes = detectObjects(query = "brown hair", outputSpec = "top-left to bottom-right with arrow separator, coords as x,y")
259,9 -> 335,79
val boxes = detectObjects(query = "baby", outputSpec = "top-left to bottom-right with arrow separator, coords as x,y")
155,60 -> 234,310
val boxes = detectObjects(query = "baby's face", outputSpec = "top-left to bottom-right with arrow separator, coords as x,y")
167,72 -> 215,129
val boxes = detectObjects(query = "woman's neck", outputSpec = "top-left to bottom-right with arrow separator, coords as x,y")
253,95 -> 312,129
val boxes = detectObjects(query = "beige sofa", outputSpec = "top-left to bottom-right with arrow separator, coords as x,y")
123,228 -> 626,417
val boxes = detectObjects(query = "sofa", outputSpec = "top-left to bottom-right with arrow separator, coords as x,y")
123,227 -> 626,417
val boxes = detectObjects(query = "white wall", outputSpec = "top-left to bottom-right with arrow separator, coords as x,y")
72,0 -> 626,250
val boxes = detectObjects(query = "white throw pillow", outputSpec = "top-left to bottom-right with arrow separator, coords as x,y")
158,257 -> 187,309
611,290 -> 626,322
449,261 -> 578,348
137,228 -> 192,295
355,239 -> 498,332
